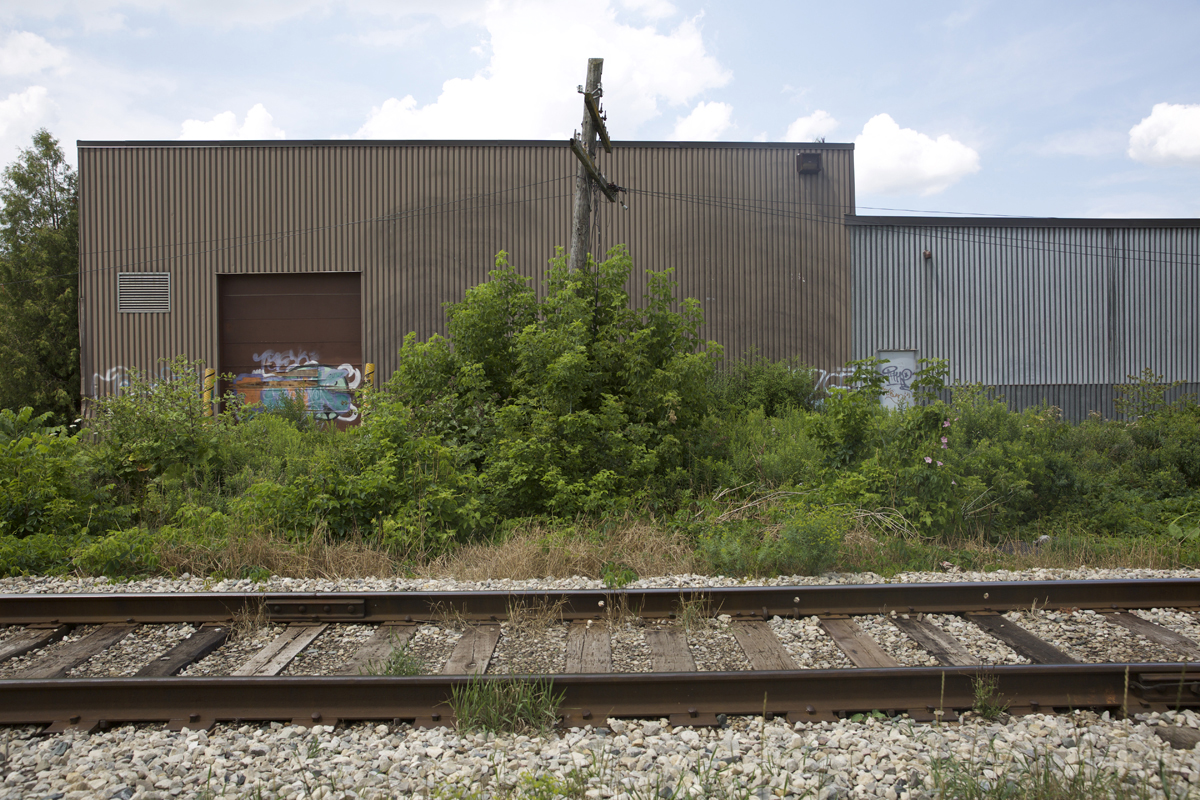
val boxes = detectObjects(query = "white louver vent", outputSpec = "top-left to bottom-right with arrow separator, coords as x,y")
118,272 -> 171,313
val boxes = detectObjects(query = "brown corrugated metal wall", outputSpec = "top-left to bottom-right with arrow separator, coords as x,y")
78,141 -> 854,401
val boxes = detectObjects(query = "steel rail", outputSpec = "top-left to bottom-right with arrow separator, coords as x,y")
0,664 -> 1196,731
3,579 -> 1199,624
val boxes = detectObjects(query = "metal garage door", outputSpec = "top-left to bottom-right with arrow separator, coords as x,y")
218,273 -> 363,422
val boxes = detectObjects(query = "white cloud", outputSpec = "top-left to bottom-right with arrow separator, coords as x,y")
1128,102 -> 1200,166
669,100 -> 732,141
618,0 -> 676,20
854,113 -> 980,196
0,31 -> 68,75
783,109 -> 837,142
179,103 -> 285,139
354,1 -> 730,140
0,86 -> 56,162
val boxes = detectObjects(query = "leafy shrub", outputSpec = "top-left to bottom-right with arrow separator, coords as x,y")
88,356 -> 230,504
809,357 -> 888,469
72,527 -> 160,576
383,246 -> 721,519
0,532 -> 81,576
692,406 -> 823,491
698,504 -> 848,577
0,419 -> 128,537
711,351 -> 821,416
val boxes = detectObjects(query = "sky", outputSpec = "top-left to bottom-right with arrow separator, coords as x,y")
0,0 -> 1198,218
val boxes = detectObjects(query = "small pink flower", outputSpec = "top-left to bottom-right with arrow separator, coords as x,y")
951,480 -> 957,485
937,461 -> 943,467
941,436 -> 948,444
943,420 -> 951,427
924,456 -> 932,464
942,443 -> 948,449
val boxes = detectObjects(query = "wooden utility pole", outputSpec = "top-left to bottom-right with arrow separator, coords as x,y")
568,58 -> 611,272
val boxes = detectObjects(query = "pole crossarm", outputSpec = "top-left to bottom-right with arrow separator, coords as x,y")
568,137 -> 618,203
582,92 -> 613,154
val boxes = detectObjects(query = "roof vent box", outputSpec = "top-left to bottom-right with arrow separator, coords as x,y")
796,153 -> 822,175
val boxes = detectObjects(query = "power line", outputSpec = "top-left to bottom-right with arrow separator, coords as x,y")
77,175 -> 575,258
627,187 -> 1200,267
5,177 -> 1198,289
1,184 -> 574,288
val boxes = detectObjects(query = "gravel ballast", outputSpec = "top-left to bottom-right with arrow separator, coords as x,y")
2,567 -> 1199,798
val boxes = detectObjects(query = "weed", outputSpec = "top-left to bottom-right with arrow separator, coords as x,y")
505,596 -> 565,634
600,560 -> 638,589
449,676 -> 563,735
929,743 -> 1183,800
230,598 -> 268,643
360,634 -> 424,676
675,592 -> 717,631
972,669 -> 1010,720
430,600 -> 472,631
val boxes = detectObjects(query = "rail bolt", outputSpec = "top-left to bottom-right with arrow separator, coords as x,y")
298,605 -> 306,614
688,708 -> 698,718
312,712 -> 322,722
323,605 -> 331,613
582,709 -> 592,720
806,705 -> 816,715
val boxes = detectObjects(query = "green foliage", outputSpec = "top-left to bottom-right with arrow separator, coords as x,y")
600,561 -> 638,589
711,350 -> 821,416
71,527 -> 160,577
971,670 -> 1009,720
89,356 -> 228,505
0,129 -> 80,423
449,676 -> 564,734
699,505 -> 848,577
810,357 -> 888,468
385,246 -> 721,520
1114,367 -> 1188,419
0,532 -> 80,576
359,636 -> 425,676
0,416 -> 128,538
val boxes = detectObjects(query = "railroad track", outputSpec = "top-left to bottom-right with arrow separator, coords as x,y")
1,580 -> 1198,733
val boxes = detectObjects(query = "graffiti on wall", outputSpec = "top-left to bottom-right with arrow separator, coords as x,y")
877,350 -> 918,410
253,349 -> 320,372
91,366 -> 131,398
814,367 -> 855,391
236,353 -> 363,422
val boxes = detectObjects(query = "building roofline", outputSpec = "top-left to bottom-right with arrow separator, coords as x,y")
845,214 -> 1200,229
78,139 -> 854,151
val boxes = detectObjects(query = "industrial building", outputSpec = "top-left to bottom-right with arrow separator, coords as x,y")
78,139 -> 854,420
847,216 -> 1200,420
77,138 -> 1198,423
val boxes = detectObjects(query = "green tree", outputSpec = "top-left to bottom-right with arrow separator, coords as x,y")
0,129 -> 79,422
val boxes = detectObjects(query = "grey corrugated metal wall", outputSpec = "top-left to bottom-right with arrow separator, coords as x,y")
79,140 -> 854,401
849,217 -> 1200,420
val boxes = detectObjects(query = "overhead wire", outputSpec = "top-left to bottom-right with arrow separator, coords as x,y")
1,178 -> 576,287
6,173 -> 1199,288
627,187 -> 1200,268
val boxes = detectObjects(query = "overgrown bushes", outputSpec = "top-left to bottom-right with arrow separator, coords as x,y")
0,250 -> 1197,580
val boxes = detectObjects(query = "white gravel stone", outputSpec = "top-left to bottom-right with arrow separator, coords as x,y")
769,616 -> 854,669
1,710 -> 1198,799
2,568 -> 1199,797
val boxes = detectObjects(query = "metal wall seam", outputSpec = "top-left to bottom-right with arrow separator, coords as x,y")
850,219 -> 1200,420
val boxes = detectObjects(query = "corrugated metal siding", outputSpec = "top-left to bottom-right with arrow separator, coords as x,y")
851,220 -> 1200,419
79,141 -> 854,401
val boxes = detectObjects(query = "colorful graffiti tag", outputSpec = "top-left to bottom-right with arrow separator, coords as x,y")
233,363 -> 361,422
